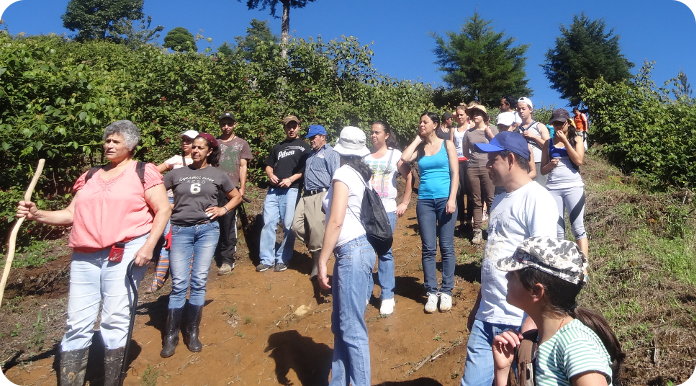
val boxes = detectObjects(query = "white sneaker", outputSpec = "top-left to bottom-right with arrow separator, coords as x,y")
439,293 -> 453,312
380,298 -> 395,315
424,293 -> 438,313
471,229 -> 483,245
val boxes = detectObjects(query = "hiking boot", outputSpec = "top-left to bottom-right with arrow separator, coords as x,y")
256,263 -> 273,272
471,229 -> 483,245
274,262 -> 288,272
160,307 -> 183,358
424,293 -> 439,314
182,303 -> 204,352
380,298 -> 395,316
217,262 -> 235,276
439,293 -> 453,312
103,347 -> 126,386
59,347 -> 89,386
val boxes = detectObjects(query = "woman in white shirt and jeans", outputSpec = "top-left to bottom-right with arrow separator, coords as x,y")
317,126 -> 375,386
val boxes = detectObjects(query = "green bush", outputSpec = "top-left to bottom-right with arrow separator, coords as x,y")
580,63 -> 696,189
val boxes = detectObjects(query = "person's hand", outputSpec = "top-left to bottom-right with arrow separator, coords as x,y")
446,198 -> 456,214
268,174 -> 279,185
555,129 -> 568,143
277,177 -> 292,188
412,134 -> 423,144
522,129 -> 535,139
239,186 -> 246,197
492,329 -> 522,371
317,261 -> 331,290
467,308 -> 476,331
16,201 -> 38,220
396,202 -> 408,217
133,245 -> 155,266
205,206 -> 228,220
549,158 -> 560,168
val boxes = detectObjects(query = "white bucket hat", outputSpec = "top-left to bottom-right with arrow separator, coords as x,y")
333,126 -> 370,157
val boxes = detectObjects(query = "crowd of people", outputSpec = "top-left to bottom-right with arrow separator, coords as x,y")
16,98 -> 621,386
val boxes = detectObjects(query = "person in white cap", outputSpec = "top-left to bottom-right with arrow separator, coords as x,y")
317,126 -> 375,386
516,97 -> 550,185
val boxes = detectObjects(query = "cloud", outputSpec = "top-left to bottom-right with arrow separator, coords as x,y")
0,0 -> 22,22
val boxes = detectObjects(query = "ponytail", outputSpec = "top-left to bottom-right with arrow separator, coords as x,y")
571,307 -> 625,385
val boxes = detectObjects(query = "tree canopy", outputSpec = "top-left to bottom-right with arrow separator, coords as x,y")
163,27 -> 197,52
433,13 -> 530,106
543,14 -> 633,106
62,0 -> 145,41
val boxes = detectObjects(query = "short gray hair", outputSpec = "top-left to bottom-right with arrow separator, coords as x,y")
103,120 -> 140,151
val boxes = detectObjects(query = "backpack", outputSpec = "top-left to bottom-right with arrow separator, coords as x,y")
84,161 -> 147,186
507,329 -> 538,386
348,166 -> 393,256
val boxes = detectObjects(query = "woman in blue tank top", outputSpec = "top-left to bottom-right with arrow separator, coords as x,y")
401,112 -> 459,314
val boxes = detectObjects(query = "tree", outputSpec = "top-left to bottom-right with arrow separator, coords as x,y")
163,27 -> 197,52
235,19 -> 278,59
62,0 -> 147,41
433,13 -> 530,106
239,0 -> 317,58
543,14 -> 633,106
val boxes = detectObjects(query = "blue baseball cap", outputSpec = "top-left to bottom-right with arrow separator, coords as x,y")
475,131 -> 530,160
305,124 -> 327,138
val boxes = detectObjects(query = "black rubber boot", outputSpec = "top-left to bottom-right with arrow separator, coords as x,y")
182,303 -> 204,352
103,347 -> 125,386
59,347 -> 89,386
160,307 -> 183,358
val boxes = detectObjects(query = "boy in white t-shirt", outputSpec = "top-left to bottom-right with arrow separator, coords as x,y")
460,131 -> 558,386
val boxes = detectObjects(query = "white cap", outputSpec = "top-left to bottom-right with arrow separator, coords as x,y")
333,126 -> 370,157
181,130 -> 199,139
517,97 -> 533,110
497,111 -> 515,126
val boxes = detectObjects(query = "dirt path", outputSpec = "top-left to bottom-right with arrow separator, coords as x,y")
5,201 -> 482,385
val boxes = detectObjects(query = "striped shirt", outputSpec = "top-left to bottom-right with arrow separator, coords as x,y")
535,319 -> 613,385
304,144 -> 340,190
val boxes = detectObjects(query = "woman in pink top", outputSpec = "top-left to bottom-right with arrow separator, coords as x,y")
16,120 -> 170,386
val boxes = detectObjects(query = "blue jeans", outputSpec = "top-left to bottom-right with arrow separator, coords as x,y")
460,319 -> 520,386
416,198 -> 457,295
259,187 -> 299,265
61,234 -> 148,351
168,221 -> 220,308
330,235 -> 376,386
376,211 -> 397,300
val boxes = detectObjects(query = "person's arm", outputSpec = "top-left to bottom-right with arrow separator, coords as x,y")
540,139 -> 558,175
239,158 -> 248,197
492,329 -> 523,386
445,140 -> 459,214
205,187 -> 243,219
400,135 -> 422,164
527,147 -> 537,179
156,162 -> 171,173
265,165 -> 279,186
317,180 -> 349,290
523,122 -> 549,148
134,184 -> 171,266
278,172 -> 303,188
16,198 -> 76,226
395,161 -> 413,217
556,131 -> 584,166
571,372 -> 609,386
467,290 -> 481,331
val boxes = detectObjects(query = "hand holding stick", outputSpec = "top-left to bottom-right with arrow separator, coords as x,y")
1,159 -> 45,307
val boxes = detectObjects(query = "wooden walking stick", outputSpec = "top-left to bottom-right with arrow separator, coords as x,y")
0,158 -> 45,307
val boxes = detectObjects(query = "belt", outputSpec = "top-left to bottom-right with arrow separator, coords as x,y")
303,187 -> 327,197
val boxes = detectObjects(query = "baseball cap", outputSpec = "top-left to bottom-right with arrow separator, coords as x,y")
333,126 -> 370,157
496,237 -> 588,285
496,112 -> 515,127
218,112 -> 236,122
549,108 -> 571,123
181,130 -> 199,139
305,124 -> 327,138
282,115 -> 301,125
517,97 -> 533,110
475,131 -> 530,159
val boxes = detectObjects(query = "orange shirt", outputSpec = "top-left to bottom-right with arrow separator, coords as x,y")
68,162 -> 163,250
574,113 -> 587,132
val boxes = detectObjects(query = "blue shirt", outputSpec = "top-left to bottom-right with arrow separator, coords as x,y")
417,141 -> 451,199
304,144 -> 340,190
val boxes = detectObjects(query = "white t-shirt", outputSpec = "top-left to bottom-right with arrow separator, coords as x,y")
164,155 -> 193,198
453,129 -> 466,159
363,149 -> 402,213
475,181 -> 558,326
322,165 -> 367,247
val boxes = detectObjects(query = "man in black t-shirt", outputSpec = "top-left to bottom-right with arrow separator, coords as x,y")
257,115 -> 310,272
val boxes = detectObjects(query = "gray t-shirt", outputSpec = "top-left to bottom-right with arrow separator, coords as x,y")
164,166 -> 235,226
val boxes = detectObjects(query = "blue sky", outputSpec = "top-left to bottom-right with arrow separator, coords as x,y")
3,0 -> 695,109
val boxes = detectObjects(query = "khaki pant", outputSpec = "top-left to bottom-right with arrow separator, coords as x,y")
291,191 -> 327,253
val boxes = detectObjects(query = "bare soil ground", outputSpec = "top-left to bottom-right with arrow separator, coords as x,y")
2,154 -> 695,385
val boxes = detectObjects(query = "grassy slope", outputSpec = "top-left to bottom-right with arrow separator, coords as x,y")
580,151 -> 696,384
